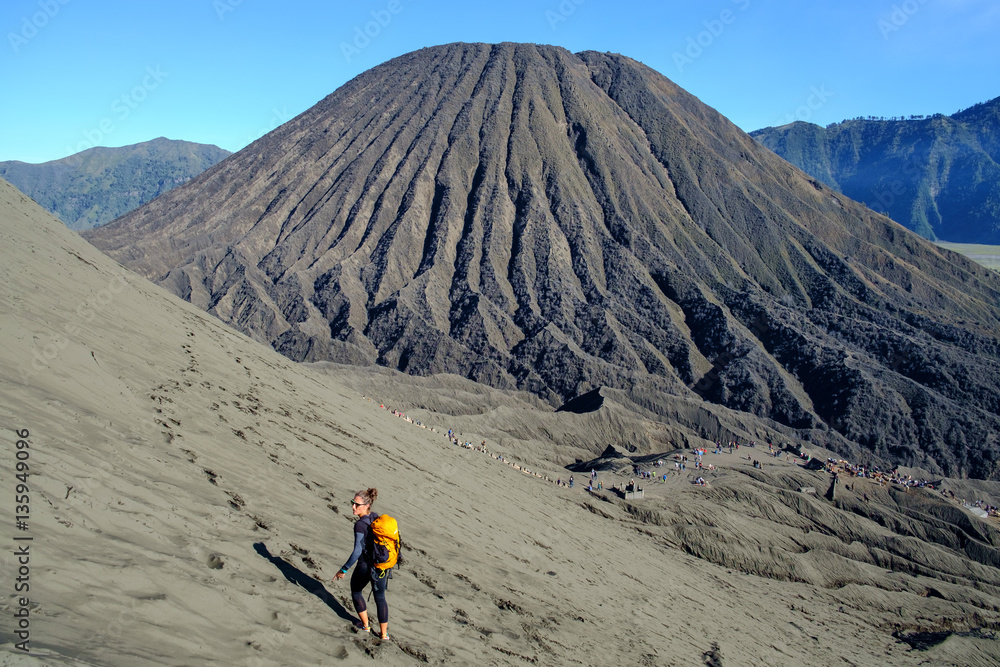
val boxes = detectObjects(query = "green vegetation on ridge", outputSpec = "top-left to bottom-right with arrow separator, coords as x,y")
751,96 -> 1000,244
0,137 -> 230,230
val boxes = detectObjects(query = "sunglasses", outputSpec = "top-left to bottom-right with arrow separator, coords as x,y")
351,500 -> 367,507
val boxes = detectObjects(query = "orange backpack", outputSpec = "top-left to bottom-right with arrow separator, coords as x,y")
369,514 -> 400,572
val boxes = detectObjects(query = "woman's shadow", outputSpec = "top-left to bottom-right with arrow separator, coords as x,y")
253,542 -> 355,624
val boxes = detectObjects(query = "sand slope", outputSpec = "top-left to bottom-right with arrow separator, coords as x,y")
3,176 -> 1000,665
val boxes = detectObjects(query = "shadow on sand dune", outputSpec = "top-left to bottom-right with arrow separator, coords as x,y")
253,542 -> 356,624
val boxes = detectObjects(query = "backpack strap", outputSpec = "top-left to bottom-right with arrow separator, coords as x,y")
361,513 -> 379,559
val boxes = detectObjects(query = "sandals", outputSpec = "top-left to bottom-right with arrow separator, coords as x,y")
354,622 -> 387,640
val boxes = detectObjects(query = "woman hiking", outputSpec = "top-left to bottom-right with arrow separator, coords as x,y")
334,488 -> 390,639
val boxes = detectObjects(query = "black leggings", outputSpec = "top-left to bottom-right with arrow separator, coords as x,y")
350,561 -> 389,624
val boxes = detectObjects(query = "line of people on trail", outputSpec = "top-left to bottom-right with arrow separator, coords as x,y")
376,397 -> 640,495
369,398 -> 570,488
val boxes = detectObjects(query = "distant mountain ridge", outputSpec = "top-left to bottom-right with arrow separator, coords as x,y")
0,138 -> 231,230
750,96 -> 1000,243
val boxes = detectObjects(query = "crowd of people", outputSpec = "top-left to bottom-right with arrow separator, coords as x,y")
821,456 -> 1000,518
966,498 -> 1000,518
821,457 -> 937,490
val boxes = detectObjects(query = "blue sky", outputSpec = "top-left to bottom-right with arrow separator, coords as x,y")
2,0 -> 997,163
